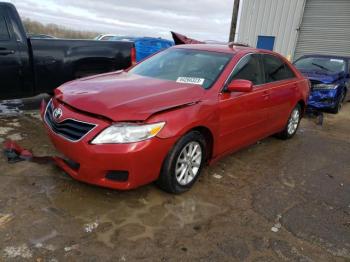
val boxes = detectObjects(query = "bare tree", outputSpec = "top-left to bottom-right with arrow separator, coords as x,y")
23,18 -> 100,39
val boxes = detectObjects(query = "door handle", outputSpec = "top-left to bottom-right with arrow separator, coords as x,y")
0,50 -> 15,55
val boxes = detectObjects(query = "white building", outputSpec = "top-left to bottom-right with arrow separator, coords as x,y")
233,0 -> 350,60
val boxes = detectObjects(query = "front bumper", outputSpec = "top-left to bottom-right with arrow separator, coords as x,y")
307,89 -> 338,109
41,99 -> 176,190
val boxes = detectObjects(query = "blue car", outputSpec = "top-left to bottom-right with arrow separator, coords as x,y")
294,55 -> 350,113
109,36 -> 174,62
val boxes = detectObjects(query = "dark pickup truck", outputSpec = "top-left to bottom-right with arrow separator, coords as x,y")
0,2 -> 136,99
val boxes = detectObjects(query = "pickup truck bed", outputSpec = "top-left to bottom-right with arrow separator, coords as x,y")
0,2 -> 135,99
30,39 -> 133,95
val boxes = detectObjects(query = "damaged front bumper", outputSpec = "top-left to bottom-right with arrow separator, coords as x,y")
40,98 -> 176,190
307,88 -> 339,110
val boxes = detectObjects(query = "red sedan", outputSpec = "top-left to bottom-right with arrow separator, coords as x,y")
41,44 -> 309,193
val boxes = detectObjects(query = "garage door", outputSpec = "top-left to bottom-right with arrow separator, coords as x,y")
294,0 -> 350,59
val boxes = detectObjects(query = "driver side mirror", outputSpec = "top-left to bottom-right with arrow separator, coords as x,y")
226,79 -> 253,92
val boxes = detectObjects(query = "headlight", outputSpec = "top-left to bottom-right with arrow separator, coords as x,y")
91,122 -> 165,144
313,84 -> 338,90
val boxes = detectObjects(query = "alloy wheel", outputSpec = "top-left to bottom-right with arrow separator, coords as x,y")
175,141 -> 202,186
287,108 -> 300,135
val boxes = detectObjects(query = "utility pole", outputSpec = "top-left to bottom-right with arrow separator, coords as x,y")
229,0 -> 240,42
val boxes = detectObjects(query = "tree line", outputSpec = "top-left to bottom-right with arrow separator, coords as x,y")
23,18 -> 100,39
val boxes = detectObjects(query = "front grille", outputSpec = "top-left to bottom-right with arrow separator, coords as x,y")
44,99 -> 96,142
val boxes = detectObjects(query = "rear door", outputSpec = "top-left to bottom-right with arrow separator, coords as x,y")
0,8 -> 22,98
218,53 -> 271,154
260,54 -> 298,132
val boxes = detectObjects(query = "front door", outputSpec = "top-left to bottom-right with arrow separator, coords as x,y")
0,9 -> 22,99
218,53 -> 271,154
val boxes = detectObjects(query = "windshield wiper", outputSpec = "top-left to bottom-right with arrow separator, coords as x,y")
312,63 -> 330,72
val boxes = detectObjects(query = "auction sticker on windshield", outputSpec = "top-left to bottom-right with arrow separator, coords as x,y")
330,59 -> 343,63
176,77 -> 205,85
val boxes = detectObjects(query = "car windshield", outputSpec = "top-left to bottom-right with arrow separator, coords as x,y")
129,48 -> 232,89
294,57 -> 345,73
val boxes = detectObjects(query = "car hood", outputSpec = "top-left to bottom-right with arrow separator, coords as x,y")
55,71 -> 206,122
299,69 -> 344,84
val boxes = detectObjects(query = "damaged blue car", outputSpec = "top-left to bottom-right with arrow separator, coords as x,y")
294,55 -> 350,113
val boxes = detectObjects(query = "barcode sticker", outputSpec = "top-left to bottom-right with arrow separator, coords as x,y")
330,59 -> 343,63
176,77 -> 205,85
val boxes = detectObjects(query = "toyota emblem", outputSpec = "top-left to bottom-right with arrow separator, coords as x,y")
53,108 -> 63,120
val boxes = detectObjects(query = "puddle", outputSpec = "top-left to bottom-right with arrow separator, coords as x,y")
84,221 -> 99,233
24,111 -> 42,120
42,184 -> 225,249
0,99 -> 23,116
0,127 -> 14,135
0,98 -> 43,146
6,133 -> 23,141
7,120 -> 21,127
0,213 -> 13,228
0,94 -> 48,117
3,244 -> 33,259
30,230 -> 58,246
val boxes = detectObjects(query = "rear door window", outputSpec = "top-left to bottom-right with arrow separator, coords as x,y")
262,54 -> 296,83
0,14 -> 10,40
228,54 -> 264,85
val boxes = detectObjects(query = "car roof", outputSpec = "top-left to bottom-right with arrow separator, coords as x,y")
173,44 -> 278,56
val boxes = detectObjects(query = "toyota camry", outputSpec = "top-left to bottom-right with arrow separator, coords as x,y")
41,44 -> 309,193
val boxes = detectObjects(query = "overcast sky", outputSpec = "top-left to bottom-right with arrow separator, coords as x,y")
6,0 -> 234,41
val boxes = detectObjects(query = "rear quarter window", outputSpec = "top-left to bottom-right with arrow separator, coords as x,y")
263,54 -> 296,82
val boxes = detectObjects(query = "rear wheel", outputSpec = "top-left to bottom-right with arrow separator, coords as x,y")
156,131 -> 206,194
276,104 -> 301,140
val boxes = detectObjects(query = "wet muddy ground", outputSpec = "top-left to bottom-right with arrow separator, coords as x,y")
0,98 -> 349,261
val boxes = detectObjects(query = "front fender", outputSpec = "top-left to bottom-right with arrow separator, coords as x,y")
148,101 -> 219,141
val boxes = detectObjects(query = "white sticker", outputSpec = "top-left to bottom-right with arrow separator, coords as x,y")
330,59 -> 343,63
176,77 -> 205,85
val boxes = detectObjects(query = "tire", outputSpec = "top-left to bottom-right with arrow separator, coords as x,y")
156,131 -> 207,194
329,90 -> 345,114
276,104 -> 302,140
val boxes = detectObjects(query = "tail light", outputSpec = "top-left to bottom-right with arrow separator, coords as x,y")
131,47 -> 136,66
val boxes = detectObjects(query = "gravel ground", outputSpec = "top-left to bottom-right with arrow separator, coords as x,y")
0,97 -> 349,261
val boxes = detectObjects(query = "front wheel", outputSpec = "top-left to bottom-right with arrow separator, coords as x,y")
156,131 -> 207,194
276,104 -> 301,140
329,90 -> 345,114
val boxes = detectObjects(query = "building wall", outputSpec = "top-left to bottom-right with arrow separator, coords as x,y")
294,0 -> 350,59
235,0 -> 306,59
